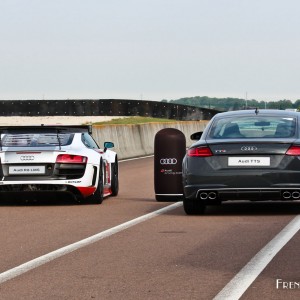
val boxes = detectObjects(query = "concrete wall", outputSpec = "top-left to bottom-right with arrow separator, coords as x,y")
92,121 -> 209,160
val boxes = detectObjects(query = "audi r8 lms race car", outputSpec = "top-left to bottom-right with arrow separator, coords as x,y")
0,125 -> 119,204
183,109 -> 300,215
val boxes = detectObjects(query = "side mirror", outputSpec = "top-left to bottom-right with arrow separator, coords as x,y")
190,132 -> 203,140
104,142 -> 114,152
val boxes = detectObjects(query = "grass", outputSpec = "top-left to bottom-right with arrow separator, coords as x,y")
92,116 -> 176,125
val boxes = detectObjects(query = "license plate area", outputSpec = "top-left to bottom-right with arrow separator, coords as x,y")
9,166 -> 46,175
228,157 -> 270,167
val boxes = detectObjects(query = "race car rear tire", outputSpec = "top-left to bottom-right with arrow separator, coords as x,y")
88,163 -> 104,204
111,160 -> 119,196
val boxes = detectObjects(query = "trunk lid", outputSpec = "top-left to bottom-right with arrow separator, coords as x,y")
2,151 -> 60,164
205,139 -> 298,170
208,139 -> 296,155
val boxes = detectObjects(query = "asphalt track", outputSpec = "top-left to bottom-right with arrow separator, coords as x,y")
0,156 -> 299,299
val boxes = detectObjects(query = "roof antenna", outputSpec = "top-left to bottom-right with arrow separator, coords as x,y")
255,107 -> 259,115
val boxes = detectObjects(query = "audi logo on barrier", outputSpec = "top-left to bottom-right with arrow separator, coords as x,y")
160,158 -> 177,165
20,155 -> 35,161
241,146 -> 258,151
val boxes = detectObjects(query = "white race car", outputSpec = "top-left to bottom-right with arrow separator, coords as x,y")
0,125 -> 119,203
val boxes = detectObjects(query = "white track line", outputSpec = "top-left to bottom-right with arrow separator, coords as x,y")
0,202 -> 182,284
214,215 -> 300,300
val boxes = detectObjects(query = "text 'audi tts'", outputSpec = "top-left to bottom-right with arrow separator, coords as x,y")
183,109 -> 300,214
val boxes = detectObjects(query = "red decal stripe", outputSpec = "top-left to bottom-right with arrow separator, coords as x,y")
104,187 -> 112,195
77,187 -> 97,197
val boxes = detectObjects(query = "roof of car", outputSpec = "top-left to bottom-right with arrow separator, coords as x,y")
213,109 -> 299,118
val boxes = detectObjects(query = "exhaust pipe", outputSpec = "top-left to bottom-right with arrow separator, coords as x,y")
208,192 -> 217,200
282,191 -> 292,200
200,192 -> 208,200
292,191 -> 300,199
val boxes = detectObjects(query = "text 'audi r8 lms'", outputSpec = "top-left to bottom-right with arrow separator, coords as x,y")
0,125 -> 119,204
183,109 -> 300,215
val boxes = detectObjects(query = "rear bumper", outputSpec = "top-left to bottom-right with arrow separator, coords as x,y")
0,164 -> 98,199
184,186 -> 300,202
0,183 -> 95,200
183,166 -> 300,202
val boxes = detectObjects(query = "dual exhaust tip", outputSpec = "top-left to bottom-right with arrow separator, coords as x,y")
199,191 -> 217,200
282,191 -> 300,200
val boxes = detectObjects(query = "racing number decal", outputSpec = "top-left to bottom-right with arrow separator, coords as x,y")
104,161 -> 111,184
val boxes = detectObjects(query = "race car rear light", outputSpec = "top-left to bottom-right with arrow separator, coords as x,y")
286,145 -> 300,156
56,154 -> 88,164
187,146 -> 213,157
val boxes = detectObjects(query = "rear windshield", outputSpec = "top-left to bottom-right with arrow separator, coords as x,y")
208,116 -> 297,139
1,133 -> 74,147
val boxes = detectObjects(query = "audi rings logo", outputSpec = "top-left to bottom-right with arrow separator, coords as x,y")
160,158 -> 177,165
241,146 -> 258,151
20,155 -> 35,161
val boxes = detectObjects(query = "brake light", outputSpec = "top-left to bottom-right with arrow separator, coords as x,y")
286,145 -> 300,156
187,146 -> 213,157
56,154 -> 88,163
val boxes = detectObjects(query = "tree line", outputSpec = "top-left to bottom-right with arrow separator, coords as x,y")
161,96 -> 300,111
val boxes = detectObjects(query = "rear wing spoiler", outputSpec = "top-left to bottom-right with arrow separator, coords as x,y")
0,125 -> 93,151
0,125 -> 92,134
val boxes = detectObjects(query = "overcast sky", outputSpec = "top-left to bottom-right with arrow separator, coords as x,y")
1,0 -> 300,102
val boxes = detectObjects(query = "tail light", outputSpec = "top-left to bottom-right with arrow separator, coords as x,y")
56,154 -> 88,164
187,146 -> 213,157
286,145 -> 300,156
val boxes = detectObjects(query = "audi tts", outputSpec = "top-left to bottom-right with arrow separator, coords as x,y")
183,109 -> 300,214
0,125 -> 119,203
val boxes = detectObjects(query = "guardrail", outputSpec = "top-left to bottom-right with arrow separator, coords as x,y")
0,99 -> 218,121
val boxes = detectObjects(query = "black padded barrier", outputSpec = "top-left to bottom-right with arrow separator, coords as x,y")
0,99 -> 219,120
154,128 -> 186,201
